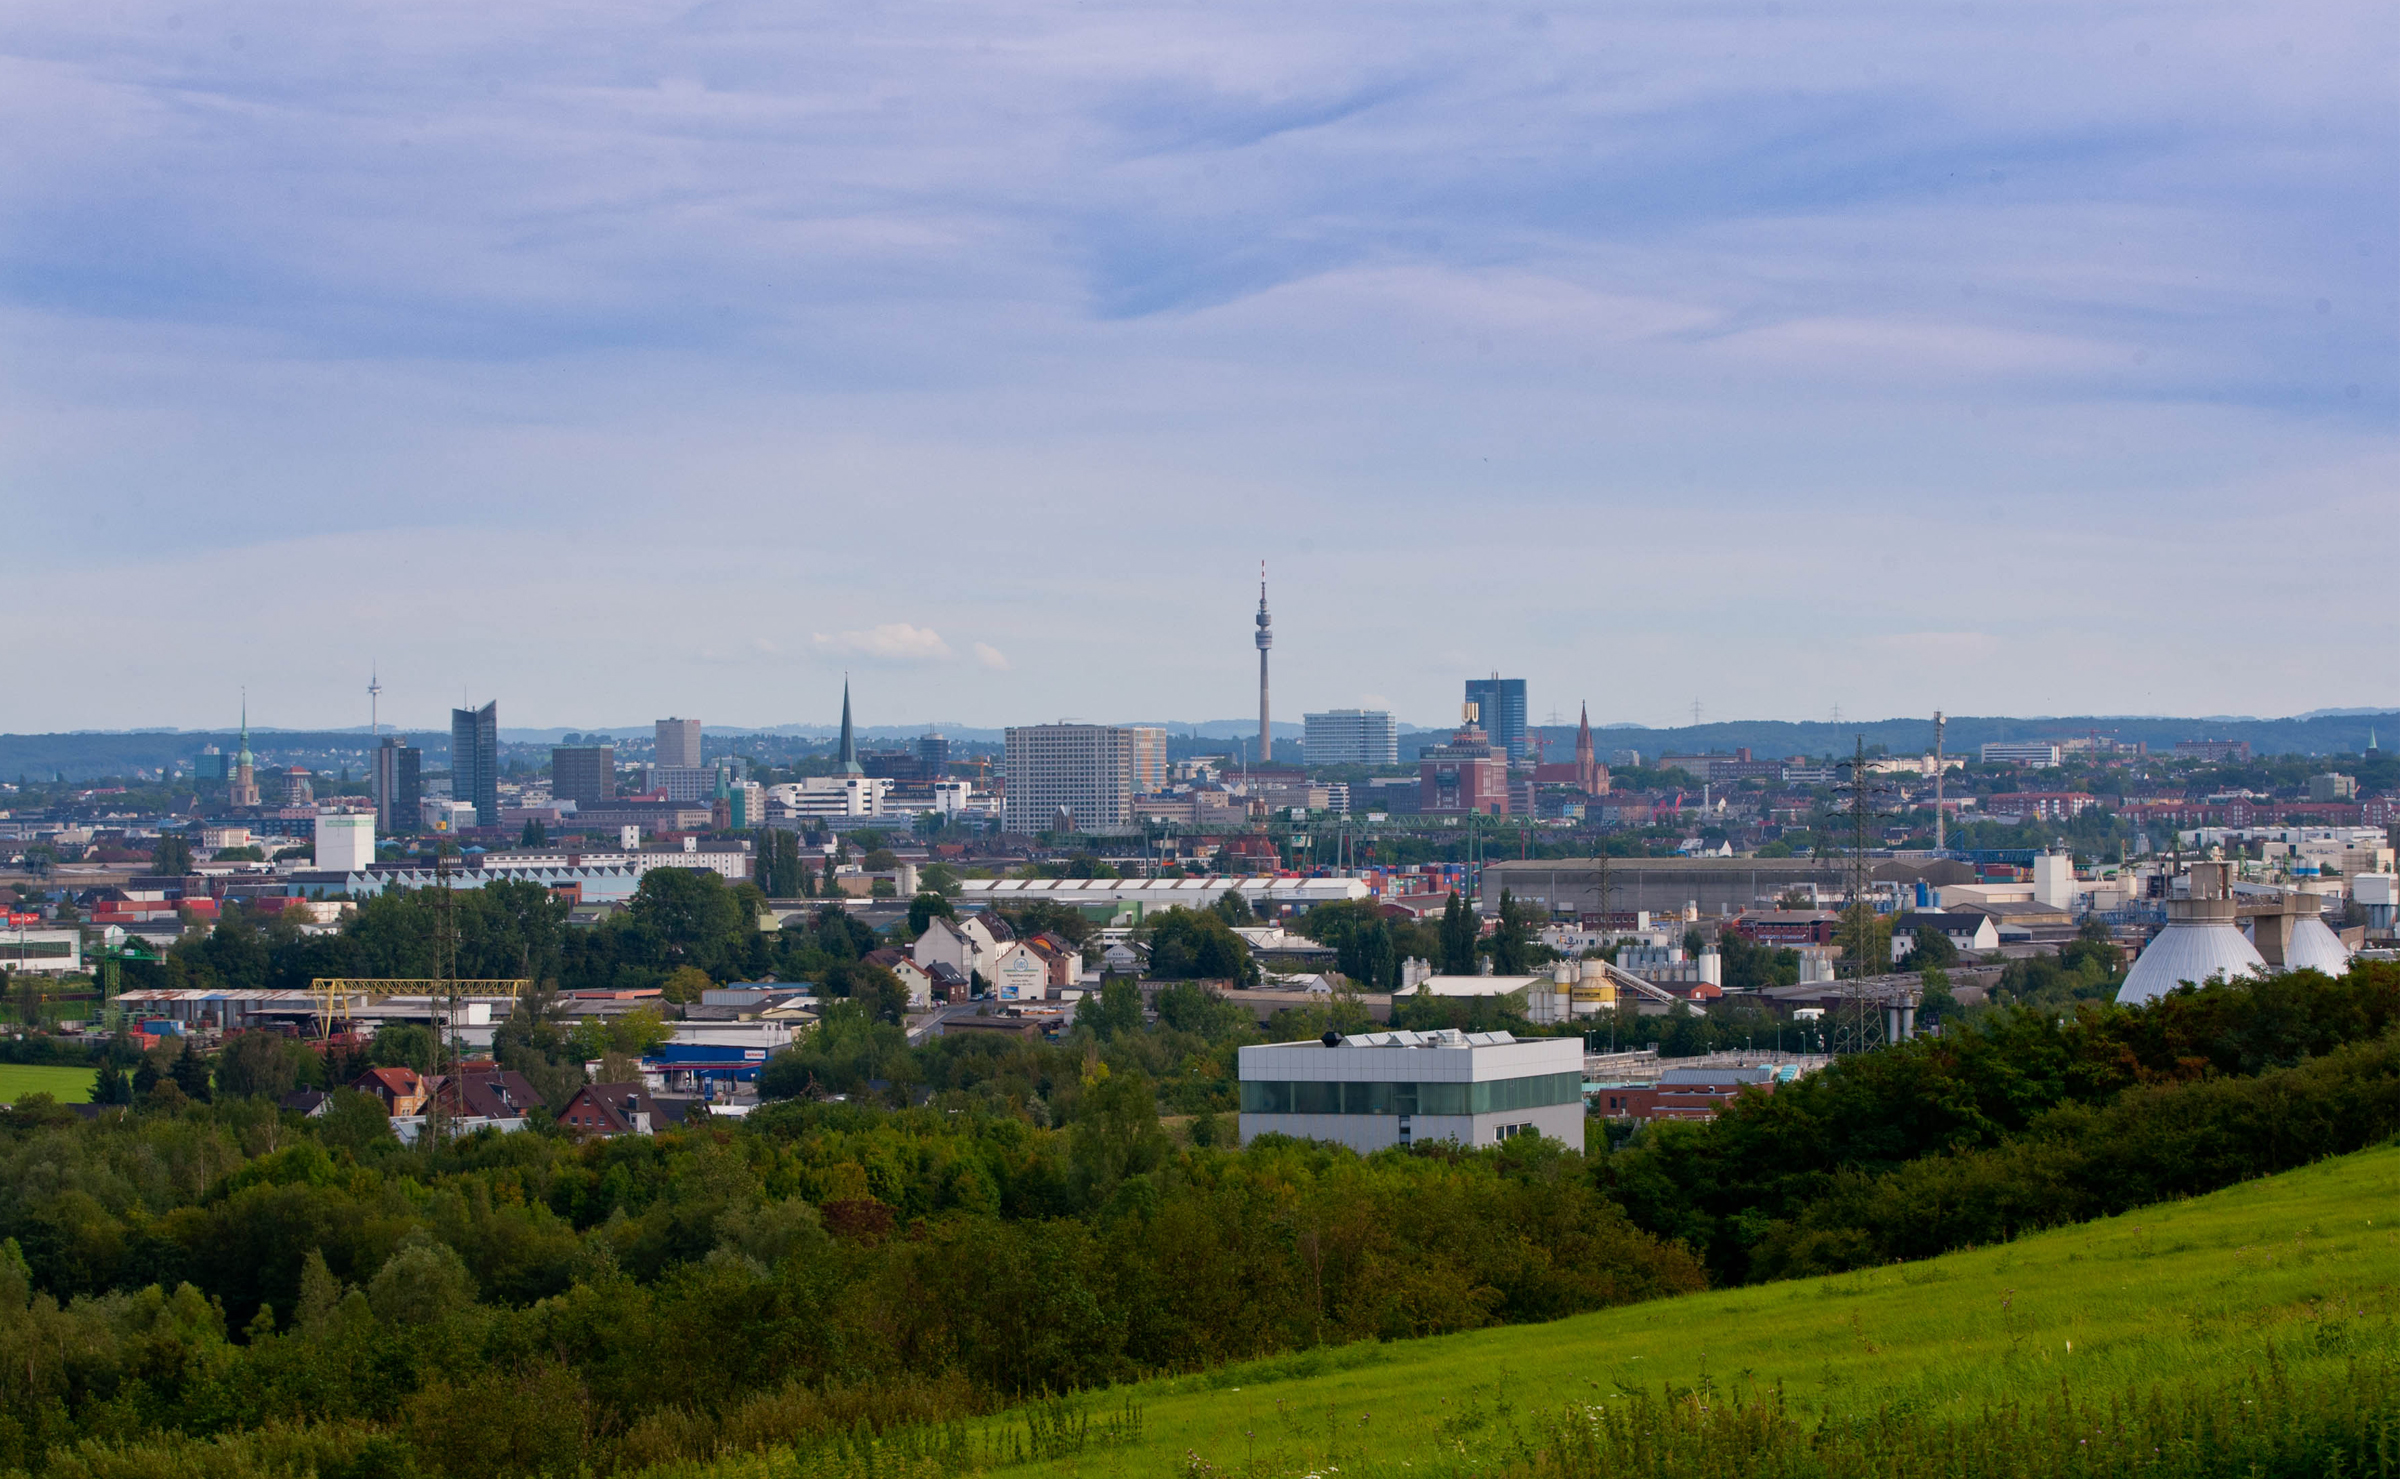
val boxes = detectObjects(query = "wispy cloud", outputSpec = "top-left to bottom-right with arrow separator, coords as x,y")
811,625 -> 954,663
972,643 -> 1012,672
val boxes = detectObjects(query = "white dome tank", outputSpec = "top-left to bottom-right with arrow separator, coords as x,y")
2281,912 -> 2352,977
2118,865 -> 2264,1005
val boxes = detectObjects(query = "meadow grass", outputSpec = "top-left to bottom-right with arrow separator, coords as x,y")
0,1063 -> 93,1104
964,1141 -> 2400,1479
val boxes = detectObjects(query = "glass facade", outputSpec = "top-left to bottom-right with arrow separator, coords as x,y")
1241,1072 -> 1582,1116
1462,677 -> 1529,763
451,702 -> 499,829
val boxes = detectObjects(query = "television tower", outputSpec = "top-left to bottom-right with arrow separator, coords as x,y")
1254,563 -> 1273,769
368,664 -> 382,739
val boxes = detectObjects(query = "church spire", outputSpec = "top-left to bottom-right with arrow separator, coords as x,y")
836,678 -> 863,775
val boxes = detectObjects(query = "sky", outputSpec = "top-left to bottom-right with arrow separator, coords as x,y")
2,0 -> 2394,735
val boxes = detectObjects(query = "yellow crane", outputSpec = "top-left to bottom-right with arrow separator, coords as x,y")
307,978 -> 531,1038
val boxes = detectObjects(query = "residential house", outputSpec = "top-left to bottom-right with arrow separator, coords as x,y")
989,940 -> 1052,1000
1023,932 -> 1085,988
430,1064 -> 545,1126
556,1082 -> 659,1137
1892,911 -> 2001,961
888,955 -> 937,1007
912,912 -> 1013,986
924,960 -> 970,1001
352,1066 -> 429,1116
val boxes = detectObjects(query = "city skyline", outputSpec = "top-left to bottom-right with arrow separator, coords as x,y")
25,691 -> 2400,740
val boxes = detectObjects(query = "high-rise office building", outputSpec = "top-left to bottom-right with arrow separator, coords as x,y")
1303,710 -> 1399,767
1129,726 -> 1169,794
451,701 -> 499,828
1004,724 -> 1134,835
1462,676 -> 1529,764
916,732 -> 951,773
373,736 -> 421,834
551,744 -> 616,807
655,717 -> 702,769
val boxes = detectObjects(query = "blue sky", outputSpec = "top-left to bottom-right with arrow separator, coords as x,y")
2,0 -> 2393,733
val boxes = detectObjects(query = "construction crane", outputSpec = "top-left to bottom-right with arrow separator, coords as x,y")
306,978 -> 531,1039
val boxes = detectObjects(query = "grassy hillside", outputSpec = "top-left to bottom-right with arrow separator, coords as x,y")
0,1064 -> 91,1104
649,1142 -> 2399,1479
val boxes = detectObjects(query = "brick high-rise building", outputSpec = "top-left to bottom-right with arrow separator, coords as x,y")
1419,711 -> 1509,817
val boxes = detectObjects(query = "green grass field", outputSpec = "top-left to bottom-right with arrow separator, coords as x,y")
0,1062 -> 95,1104
972,1142 -> 2399,1479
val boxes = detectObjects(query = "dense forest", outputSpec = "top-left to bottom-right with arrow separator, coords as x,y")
0,961 -> 2393,1476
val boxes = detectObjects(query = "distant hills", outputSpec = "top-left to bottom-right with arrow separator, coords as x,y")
2,709 -> 2391,782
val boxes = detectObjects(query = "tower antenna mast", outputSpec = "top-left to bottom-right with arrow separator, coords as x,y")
1932,711 -> 1947,853
1254,562 -> 1273,770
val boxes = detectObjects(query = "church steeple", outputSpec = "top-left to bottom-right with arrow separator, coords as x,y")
836,679 -> 863,775
228,690 -> 262,809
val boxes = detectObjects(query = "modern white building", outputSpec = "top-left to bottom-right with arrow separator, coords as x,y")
928,780 -> 985,819
769,776 -> 892,819
3,927 -> 83,975
1003,724 -> 1135,835
1303,709 -> 1399,767
314,812 -> 376,873
1979,740 -> 2064,767
956,874 -> 1371,920
1237,1029 -> 1587,1152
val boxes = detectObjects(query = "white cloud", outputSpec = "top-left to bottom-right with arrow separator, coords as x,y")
811,625 -> 954,663
972,642 -> 1012,671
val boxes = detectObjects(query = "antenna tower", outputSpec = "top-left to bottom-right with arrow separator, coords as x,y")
1932,711 -> 1947,853
1830,738 -> 1909,1054
430,841 -> 458,1145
